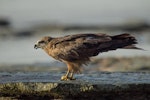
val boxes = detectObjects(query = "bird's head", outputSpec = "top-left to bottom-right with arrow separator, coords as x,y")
34,36 -> 53,49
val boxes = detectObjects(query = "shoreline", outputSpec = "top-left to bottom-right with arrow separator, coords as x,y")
0,56 -> 149,72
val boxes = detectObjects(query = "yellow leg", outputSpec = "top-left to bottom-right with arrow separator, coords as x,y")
61,70 -> 70,81
66,70 -> 70,77
61,62 -> 76,81
69,71 -> 76,80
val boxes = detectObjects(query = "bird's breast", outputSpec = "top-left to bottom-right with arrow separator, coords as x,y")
44,46 -> 62,60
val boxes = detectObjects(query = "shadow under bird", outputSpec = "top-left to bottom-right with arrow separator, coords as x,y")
34,33 -> 142,80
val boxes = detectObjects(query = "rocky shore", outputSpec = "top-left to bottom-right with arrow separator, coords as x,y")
0,72 -> 150,100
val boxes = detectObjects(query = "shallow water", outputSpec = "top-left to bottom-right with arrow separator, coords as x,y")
0,32 -> 150,64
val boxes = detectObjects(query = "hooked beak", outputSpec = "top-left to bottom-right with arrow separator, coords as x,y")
34,44 -> 39,49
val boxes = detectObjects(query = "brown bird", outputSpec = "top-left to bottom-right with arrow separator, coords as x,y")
34,33 -> 141,80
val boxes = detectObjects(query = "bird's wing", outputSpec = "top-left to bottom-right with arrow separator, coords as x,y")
53,33 -> 110,45
50,33 -> 111,62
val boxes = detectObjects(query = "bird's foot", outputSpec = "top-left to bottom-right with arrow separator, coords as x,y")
69,77 -> 76,80
61,75 -> 70,81
61,75 -> 76,81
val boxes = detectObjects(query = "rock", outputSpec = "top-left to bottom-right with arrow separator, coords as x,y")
0,72 -> 150,100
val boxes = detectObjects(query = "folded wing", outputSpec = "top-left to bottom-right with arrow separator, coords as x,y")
50,33 -> 111,62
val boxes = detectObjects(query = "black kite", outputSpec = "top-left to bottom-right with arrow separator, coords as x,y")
34,33 -> 141,80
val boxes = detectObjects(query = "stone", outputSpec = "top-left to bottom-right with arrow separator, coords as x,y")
0,72 -> 150,100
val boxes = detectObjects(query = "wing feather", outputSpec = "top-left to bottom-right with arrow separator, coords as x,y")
49,33 -> 111,62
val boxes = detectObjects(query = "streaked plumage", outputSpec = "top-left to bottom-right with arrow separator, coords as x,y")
34,33 -> 141,80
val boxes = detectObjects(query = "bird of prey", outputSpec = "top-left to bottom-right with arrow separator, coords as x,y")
34,33 -> 141,80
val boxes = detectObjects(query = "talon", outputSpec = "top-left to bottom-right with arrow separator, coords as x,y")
61,75 -> 76,81
61,75 -> 70,81
61,70 -> 76,81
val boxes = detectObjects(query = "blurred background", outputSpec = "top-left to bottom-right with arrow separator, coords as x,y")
0,0 -> 150,72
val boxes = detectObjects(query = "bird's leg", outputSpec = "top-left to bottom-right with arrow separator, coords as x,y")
61,70 -> 70,81
66,70 -> 70,76
69,70 -> 76,80
61,62 -> 76,81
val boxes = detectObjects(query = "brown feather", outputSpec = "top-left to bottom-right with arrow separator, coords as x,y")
35,33 -> 141,73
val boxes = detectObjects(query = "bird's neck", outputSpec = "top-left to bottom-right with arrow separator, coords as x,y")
43,46 -> 49,54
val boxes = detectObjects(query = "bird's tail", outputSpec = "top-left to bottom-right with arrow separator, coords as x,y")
111,33 -> 143,50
